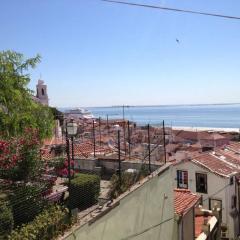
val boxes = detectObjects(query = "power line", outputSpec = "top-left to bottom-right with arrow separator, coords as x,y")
202,183 -> 230,203
102,0 -> 240,20
120,183 -> 230,239
121,217 -> 174,239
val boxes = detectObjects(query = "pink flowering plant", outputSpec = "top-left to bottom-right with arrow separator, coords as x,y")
0,128 -> 42,181
56,159 -> 75,177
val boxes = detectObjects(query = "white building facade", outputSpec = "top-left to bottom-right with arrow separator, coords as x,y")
171,152 -> 240,239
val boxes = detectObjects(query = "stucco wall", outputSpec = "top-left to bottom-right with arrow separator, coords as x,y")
172,161 -> 237,238
74,159 -> 160,174
64,165 -> 177,240
182,208 -> 194,240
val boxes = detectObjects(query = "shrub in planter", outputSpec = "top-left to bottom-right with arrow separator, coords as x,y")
0,200 -> 13,238
68,173 -> 100,210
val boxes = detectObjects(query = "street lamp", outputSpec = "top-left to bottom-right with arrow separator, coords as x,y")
67,119 -> 78,137
66,119 -> 78,183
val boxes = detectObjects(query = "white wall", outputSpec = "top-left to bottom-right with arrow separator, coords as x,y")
172,161 -> 238,238
182,208 -> 194,240
64,164 -> 177,240
74,159 -> 160,173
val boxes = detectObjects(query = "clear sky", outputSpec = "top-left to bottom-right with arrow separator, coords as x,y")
1,0 -> 240,107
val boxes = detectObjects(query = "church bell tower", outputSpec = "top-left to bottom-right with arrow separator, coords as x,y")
36,80 -> 49,106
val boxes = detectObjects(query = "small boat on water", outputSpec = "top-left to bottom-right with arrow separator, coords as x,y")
64,108 -> 94,120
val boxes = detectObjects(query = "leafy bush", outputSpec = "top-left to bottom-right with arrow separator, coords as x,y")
0,129 -> 44,182
139,164 -> 150,178
0,201 -> 13,239
108,172 -> 138,199
47,157 -> 65,170
68,173 -> 100,210
9,205 -> 69,240
9,185 -> 47,226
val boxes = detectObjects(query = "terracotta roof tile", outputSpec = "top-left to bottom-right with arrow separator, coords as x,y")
41,141 -> 114,160
192,153 -> 238,177
195,215 -> 211,238
227,141 -> 240,153
173,130 -> 198,141
215,149 -> 240,168
198,132 -> 226,140
174,189 -> 200,216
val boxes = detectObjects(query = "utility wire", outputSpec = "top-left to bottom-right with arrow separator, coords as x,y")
121,182 -> 231,239
202,183 -> 230,203
120,217 -> 174,240
102,0 -> 240,20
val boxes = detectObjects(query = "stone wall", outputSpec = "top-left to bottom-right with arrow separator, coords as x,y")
74,158 -> 160,175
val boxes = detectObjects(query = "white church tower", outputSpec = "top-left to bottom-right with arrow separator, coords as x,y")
36,80 -> 49,106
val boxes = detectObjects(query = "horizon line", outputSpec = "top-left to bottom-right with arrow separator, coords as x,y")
56,102 -> 240,109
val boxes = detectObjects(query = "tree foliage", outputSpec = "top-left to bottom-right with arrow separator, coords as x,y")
49,107 -> 64,126
0,50 -> 54,139
0,200 -> 14,238
9,185 -> 47,227
0,128 -> 44,182
108,172 -> 138,199
9,205 -> 70,240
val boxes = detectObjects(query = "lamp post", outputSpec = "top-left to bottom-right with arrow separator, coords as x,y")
66,119 -> 78,183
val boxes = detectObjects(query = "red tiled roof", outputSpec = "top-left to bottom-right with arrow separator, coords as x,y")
192,153 -> 238,178
215,149 -> 240,168
41,141 -> 114,160
73,142 -> 114,158
227,141 -> 240,153
173,130 -> 227,142
174,189 -> 200,216
198,132 -> 226,140
195,216 -> 211,238
173,130 -> 198,141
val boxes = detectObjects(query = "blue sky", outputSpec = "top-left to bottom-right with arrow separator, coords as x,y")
1,0 -> 240,107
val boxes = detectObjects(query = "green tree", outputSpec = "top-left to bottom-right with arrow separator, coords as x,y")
0,50 -> 54,139
50,107 -> 64,126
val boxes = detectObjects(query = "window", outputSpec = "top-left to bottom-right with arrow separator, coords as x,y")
177,170 -> 188,189
231,195 -> 237,209
196,173 -> 207,193
209,198 -> 222,211
41,88 -> 45,96
230,176 -> 234,185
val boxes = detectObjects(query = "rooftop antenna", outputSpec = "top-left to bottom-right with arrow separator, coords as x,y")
147,123 -> 151,173
163,120 -> 167,164
122,104 -> 125,120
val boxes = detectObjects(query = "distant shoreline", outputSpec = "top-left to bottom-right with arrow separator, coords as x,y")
141,124 -> 240,132
58,103 -> 240,109
58,105 -> 240,131
86,103 -> 240,109
172,126 -> 239,133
